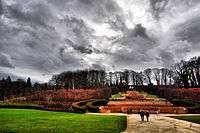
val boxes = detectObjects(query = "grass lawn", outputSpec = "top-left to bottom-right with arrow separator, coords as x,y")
111,93 -> 124,99
171,116 -> 200,124
140,91 -> 164,99
0,109 -> 126,133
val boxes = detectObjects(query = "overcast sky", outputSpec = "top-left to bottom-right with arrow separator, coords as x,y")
0,0 -> 200,82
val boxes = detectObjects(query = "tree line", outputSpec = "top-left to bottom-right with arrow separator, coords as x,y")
50,56 -> 200,88
0,76 -> 55,101
1,56 -> 200,100
174,56 -> 200,87
134,56 -> 200,87
49,68 -> 174,88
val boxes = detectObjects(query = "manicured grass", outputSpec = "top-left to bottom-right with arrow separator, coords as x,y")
0,109 -> 126,133
111,93 -> 124,99
171,116 -> 200,124
140,91 -> 164,99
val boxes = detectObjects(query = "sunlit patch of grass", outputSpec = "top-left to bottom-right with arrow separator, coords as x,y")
111,93 -> 124,99
140,91 -> 164,99
0,108 -> 127,133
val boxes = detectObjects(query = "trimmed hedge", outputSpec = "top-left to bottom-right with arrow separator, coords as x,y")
50,97 -> 80,102
109,98 -> 125,101
171,99 -> 196,107
86,99 -> 108,113
171,99 -> 200,113
46,103 -> 65,108
72,100 -> 93,113
188,104 -> 200,113
0,103 -> 43,110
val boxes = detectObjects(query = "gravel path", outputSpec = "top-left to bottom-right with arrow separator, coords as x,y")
122,114 -> 200,133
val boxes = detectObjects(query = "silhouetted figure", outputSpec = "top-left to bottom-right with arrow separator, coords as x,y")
145,111 -> 150,122
139,110 -> 145,121
127,108 -> 132,114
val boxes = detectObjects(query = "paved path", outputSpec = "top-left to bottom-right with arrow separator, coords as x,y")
122,114 -> 200,133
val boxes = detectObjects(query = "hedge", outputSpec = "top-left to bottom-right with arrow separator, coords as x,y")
171,99 -> 200,113
170,99 -> 196,107
46,103 -> 65,108
86,99 -> 108,113
188,104 -> 200,113
72,100 -> 93,113
0,103 -> 43,110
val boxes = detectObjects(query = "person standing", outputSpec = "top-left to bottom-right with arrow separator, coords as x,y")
139,110 -> 145,121
145,111 -> 150,122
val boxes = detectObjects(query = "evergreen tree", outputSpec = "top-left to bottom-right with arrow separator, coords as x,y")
6,76 -> 12,88
26,77 -> 32,88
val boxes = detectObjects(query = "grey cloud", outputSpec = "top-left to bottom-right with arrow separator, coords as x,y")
6,3 -> 52,28
63,16 -> 95,54
176,17 -> 200,50
64,16 -> 93,43
67,0 -> 126,32
113,24 -> 156,52
0,53 -> 14,68
91,64 -> 105,70
107,14 -> 127,32
132,24 -> 149,39
65,39 -> 94,54
158,50 -> 175,66
77,0 -> 122,22
0,0 -> 3,15
73,46 -> 93,54
150,0 -> 169,19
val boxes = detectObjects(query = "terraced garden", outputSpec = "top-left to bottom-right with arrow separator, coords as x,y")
100,91 -> 187,114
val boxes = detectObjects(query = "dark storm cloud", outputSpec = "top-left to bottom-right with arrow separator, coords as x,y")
64,15 -> 95,54
68,0 -> 127,32
132,24 -> 149,39
107,24 -> 157,70
73,46 -> 93,54
0,0 -> 95,75
1,0 -> 112,82
112,24 -> 156,52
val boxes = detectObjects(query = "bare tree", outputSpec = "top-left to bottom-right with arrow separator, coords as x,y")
161,68 -> 169,86
152,68 -> 161,85
143,68 -> 152,85
167,69 -> 175,85
174,61 -> 189,87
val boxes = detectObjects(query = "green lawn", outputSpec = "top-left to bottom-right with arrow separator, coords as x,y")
140,91 -> 164,99
171,116 -> 200,124
0,109 -> 126,133
111,93 -> 124,99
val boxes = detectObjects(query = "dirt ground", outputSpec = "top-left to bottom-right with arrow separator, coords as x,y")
122,114 -> 200,133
